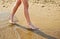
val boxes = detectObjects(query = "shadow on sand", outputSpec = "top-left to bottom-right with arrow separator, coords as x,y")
9,23 -> 57,39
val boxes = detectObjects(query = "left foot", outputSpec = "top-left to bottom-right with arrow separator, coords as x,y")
9,20 -> 16,24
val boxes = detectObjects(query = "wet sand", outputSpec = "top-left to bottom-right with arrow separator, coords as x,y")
0,0 -> 60,39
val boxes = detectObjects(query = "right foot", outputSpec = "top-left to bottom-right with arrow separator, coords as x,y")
28,23 -> 39,29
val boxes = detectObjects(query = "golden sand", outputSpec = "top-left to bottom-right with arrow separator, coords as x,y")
0,0 -> 60,39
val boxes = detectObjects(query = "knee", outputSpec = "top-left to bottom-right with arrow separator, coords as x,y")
17,0 -> 21,3
23,2 -> 29,8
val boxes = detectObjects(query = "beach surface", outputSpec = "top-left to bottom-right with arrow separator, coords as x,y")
0,0 -> 60,39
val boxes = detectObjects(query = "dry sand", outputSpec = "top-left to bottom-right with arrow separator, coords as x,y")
0,0 -> 60,39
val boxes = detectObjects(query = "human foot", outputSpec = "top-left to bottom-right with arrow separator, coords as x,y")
9,20 -> 16,24
28,23 -> 39,29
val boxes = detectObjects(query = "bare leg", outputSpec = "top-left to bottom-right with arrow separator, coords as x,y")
9,0 -> 21,24
22,0 -> 38,29
2,0 -> 5,4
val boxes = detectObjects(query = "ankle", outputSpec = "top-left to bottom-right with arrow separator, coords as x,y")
28,22 -> 33,25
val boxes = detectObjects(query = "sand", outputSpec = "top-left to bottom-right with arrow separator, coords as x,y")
0,0 -> 60,39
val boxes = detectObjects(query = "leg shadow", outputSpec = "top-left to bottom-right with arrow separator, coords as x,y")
13,23 -> 57,39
